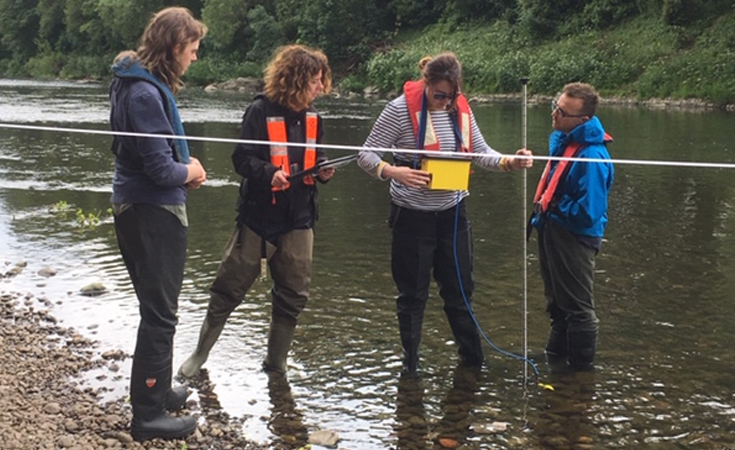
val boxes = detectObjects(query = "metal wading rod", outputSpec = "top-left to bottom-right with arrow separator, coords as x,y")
520,77 -> 529,385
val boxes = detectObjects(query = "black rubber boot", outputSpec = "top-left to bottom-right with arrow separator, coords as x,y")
545,324 -> 569,373
446,310 -> 484,368
568,330 -> 597,372
130,361 -> 196,442
164,386 -> 189,411
398,313 -> 422,375
131,414 -> 197,442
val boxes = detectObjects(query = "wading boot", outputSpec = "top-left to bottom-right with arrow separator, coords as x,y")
545,325 -> 570,374
263,321 -> 295,376
446,310 -> 484,369
178,319 -> 226,378
568,330 -> 597,372
398,313 -> 422,376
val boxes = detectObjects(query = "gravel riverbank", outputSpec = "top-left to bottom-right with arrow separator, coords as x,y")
0,287 -> 267,450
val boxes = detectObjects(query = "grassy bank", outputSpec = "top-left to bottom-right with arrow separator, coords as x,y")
357,14 -> 735,105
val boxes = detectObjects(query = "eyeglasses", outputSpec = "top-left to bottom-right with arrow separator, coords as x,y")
551,100 -> 586,118
433,90 -> 457,101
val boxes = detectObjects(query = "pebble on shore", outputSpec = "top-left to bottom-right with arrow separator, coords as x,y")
0,290 -> 268,450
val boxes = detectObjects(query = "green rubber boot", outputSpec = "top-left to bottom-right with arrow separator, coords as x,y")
178,319 -> 226,378
262,321 -> 295,376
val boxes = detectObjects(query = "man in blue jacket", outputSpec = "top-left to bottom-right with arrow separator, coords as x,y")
531,82 -> 614,372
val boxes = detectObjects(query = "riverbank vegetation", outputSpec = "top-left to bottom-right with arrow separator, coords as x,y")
0,0 -> 733,104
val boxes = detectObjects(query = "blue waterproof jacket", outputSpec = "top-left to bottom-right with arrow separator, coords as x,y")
532,116 -> 614,238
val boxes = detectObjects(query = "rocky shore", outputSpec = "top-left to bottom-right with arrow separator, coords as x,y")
0,289 -> 266,450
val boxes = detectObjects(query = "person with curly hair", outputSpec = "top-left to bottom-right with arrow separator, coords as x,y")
179,44 -> 334,379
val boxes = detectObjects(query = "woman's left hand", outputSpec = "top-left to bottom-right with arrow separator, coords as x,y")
511,148 -> 534,170
317,167 -> 336,181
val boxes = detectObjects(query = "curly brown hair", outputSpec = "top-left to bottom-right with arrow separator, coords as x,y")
114,7 -> 207,94
263,44 -> 332,111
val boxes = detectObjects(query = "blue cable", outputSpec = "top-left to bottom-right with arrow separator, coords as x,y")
451,192 -> 540,381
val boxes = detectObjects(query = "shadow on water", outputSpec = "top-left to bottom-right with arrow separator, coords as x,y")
2,81 -> 735,448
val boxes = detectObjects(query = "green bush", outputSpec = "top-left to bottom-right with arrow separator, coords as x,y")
366,49 -> 422,92
337,72 -> 369,94
492,51 -> 532,93
25,53 -> 65,78
184,56 -> 263,85
636,13 -> 735,103
60,55 -> 111,79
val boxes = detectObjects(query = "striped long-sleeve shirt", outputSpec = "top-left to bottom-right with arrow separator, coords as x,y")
358,94 -> 506,211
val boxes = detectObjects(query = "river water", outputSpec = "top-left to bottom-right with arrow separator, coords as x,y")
2,79 -> 735,449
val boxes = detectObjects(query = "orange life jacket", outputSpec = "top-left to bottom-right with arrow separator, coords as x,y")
266,112 -> 318,192
403,80 -> 472,152
533,133 -> 613,213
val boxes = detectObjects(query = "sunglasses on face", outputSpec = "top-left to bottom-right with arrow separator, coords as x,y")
551,100 -> 586,118
433,90 -> 457,101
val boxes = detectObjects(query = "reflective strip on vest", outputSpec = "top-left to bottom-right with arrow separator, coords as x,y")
303,112 -> 318,185
533,142 -> 584,213
266,114 -> 319,191
459,111 -> 470,152
267,117 -> 290,191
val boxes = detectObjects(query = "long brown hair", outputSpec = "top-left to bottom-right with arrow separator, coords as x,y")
419,52 -> 463,110
113,7 -> 207,94
263,44 -> 332,111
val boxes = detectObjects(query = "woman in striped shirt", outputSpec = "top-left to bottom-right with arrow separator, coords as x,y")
358,52 -> 532,376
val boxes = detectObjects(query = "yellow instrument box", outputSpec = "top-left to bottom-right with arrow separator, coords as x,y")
421,156 -> 472,190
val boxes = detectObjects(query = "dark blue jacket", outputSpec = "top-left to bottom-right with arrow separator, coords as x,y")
532,116 -> 614,238
109,72 -> 189,205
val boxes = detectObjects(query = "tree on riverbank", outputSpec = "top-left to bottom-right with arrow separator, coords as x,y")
0,0 -> 733,104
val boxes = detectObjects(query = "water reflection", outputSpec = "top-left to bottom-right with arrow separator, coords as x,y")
395,375 -> 428,449
433,366 -> 482,448
529,371 -> 598,449
3,81 -> 735,448
266,374 -> 309,449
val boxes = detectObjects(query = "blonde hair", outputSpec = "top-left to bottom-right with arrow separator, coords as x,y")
113,7 -> 207,93
263,44 -> 332,111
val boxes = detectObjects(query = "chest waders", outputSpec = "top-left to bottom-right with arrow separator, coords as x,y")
179,113 -> 319,379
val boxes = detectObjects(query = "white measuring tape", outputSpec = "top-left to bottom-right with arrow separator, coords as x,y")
1,122 -> 733,169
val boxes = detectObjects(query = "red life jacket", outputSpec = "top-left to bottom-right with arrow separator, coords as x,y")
533,133 -> 613,213
403,80 -> 472,152
266,112 -> 318,192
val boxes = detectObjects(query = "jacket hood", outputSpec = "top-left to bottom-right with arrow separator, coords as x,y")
550,116 -> 606,156
111,56 -> 144,78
